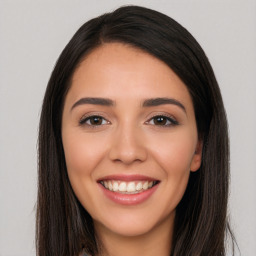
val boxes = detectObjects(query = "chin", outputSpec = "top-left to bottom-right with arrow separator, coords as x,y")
93,208 -> 175,238
95,221 -> 155,237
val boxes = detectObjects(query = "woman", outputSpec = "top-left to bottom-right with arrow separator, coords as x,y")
37,5 -> 236,256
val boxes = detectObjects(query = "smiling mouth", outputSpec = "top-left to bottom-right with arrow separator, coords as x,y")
99,180 -> 159,194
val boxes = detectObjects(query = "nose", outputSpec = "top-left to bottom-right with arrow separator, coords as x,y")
108,124 -> 148,165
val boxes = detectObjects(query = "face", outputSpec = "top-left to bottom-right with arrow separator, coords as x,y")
62,43 -> 202,238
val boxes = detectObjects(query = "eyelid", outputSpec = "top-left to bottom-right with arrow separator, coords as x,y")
145,113 -> 179,126
79,113 -> 111,126
78,112 -> 178,127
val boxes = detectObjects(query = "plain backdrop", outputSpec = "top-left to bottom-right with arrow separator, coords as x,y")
0,0 -> 255,255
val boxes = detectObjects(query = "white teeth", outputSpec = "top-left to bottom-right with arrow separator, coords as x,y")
118,182 -> 127,192
104,181 -> 108,189
143,181 -> 148,190
136,182 -> 143,191
102,180 -> 157,193
127,182 -> 136,192
108,181 -> 113,191
113,181 -> 119,191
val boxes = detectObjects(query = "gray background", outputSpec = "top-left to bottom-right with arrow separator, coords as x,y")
0,0 -> 255,255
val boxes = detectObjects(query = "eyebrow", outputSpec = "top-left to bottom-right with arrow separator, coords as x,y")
142,97 -> 186,112
71,97 -> 114,111
71,97 -> 186,113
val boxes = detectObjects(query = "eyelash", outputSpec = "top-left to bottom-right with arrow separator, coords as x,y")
146,115 -> 179,127
79,115 -> 110,126
79,114 -> 178,127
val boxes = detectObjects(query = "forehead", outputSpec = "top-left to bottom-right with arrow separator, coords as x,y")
67,43 -> 193,109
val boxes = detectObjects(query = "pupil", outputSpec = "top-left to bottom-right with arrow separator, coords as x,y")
91,116 -> 102,125
155,116 -> 166,125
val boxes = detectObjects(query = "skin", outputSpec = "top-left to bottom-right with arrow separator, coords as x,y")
62,43 -> 202,256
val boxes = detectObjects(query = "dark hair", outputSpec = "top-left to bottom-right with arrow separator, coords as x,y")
37,5 -> 236,256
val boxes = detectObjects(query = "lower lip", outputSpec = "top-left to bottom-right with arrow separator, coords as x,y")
99,183 -> 159,205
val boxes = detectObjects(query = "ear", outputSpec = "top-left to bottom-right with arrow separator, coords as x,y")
190,140 -> 203,172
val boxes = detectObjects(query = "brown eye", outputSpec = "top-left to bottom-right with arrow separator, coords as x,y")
153,116 -> 168,125
80,115 -> 108,126
147,115 -> 178,126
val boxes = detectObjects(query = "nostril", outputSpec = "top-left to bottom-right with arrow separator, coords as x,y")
108,145 -> 148,164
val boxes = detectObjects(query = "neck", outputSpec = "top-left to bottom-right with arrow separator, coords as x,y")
94,214 -> 174,256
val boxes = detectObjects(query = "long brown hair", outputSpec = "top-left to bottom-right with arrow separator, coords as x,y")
37,5 -> 236,255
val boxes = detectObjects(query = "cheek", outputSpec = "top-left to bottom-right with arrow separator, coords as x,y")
147,130 -> 196,208
63,131 -> 104,173
62,130 -> 108,197
149,130 -> 197,172
61,131 -> 106,212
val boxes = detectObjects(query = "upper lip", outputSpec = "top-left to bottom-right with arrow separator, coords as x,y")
97,174 -> 158,182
